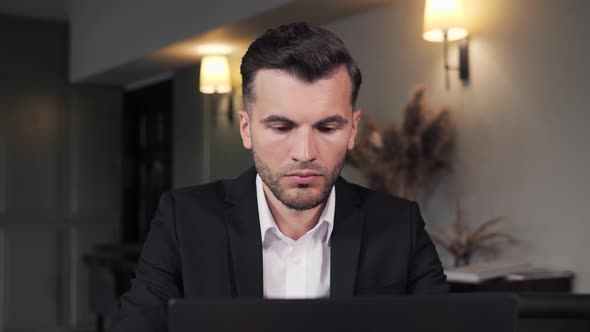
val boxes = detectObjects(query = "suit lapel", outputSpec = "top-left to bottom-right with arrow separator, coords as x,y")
224,167 -> 263,298
330,177 -> 364,298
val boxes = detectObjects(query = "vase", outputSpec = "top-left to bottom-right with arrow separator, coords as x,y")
453,252 -> 472,268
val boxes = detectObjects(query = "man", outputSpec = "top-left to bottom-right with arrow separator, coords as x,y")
111,22 -> 447,332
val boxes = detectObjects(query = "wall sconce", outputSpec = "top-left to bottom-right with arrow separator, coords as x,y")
199,55 -> 234,123
200,55 -> 231,94
423,0 -> 470,89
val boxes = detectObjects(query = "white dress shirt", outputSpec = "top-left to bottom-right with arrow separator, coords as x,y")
256,174 -> 335,299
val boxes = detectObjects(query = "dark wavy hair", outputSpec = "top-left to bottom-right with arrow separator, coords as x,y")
240,22 -> 362,111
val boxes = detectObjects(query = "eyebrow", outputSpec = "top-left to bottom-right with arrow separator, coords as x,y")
315,115 -> 348,127
260,115 -> 296,126
260,114 -> 348,127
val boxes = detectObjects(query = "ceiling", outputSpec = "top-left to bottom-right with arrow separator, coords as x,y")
0,0 -> 68,21
83,0 -> 397,86
0,0 -> 397,86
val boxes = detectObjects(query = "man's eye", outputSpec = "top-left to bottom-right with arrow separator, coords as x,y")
272,126 -> 292,133
318,127 -> 337,133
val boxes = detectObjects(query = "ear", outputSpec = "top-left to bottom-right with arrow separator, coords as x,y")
348,109 -> 362,150
239,109 -> 252,149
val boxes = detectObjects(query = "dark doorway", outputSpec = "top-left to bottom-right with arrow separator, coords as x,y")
122,80 -> 173,243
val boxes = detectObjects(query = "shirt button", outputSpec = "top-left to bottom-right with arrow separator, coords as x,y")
291,256 -> 302,265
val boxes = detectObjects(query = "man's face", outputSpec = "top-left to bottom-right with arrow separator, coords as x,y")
239,67 -> 361,211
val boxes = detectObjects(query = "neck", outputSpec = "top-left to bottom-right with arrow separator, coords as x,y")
262,184 -> 326,241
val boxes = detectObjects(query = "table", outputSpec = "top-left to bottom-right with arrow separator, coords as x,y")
449,275 -> 573,293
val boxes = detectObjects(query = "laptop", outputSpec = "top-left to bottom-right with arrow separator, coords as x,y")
169,294 -> 518,332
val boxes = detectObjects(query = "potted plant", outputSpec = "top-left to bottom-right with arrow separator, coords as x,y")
430,200 -> 517,267
346,86 -> 454,200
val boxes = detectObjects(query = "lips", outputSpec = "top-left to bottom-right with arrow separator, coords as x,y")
286,171 -> 322,185
288,171 -> 320,177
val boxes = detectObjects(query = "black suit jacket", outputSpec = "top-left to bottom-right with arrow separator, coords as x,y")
111,167 -> 448,331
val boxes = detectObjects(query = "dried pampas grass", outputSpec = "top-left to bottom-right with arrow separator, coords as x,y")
346,85 -> 454,200
430,200 -> 517,267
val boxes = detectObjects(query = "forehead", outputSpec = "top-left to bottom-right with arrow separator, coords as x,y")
249,67 -> 353,119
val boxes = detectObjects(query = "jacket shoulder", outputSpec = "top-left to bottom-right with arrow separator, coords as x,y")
162,179 -> 238,218
346,182 -> 419,232
350,182 -> 414,212
167,180 -> 228,203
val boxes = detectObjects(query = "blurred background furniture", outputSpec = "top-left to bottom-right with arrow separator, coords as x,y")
450,274 -> 574,293
83,243 -> 142,332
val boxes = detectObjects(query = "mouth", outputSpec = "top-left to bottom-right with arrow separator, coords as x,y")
288,170 -> 321,177
286,171 -> 322,185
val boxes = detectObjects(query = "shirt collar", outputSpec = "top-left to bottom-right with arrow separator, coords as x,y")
256,174 -> 335,245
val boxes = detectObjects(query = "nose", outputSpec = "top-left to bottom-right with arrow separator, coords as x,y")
291,127 -> 318,163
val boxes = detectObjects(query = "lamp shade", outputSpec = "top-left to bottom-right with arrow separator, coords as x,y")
199,55 -> 231,94
423,0 -> 468,42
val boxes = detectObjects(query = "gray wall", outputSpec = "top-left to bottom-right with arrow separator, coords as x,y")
173,65 -> 205,188
173,64 -> 252,188
207,91 -> 253,181
0,16 -> 122,330
325,0 -> 590,292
